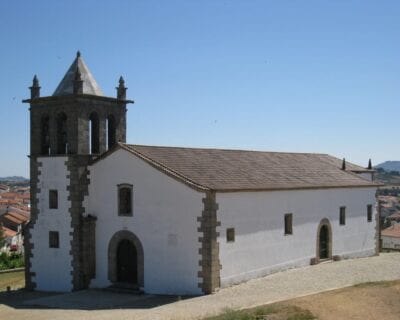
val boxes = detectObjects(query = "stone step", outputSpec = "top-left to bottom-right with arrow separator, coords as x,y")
106,283 -> 143,295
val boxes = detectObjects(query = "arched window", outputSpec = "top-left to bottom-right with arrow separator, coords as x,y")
106,115 -> 116,150
41,115 -> 50,154
89,112 -> 100,154
56,113 -> 68,154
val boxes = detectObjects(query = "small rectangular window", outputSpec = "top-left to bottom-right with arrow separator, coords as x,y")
49,190 -> 58,209
340,207 -> 346,225
118,184 -> 133,216
49,231 -> 59,248
226,228 -> 235,242
284,213 -> 293,235
367,204 -> 373,222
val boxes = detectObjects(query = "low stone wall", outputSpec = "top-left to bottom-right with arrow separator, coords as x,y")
0,267 -> 25,274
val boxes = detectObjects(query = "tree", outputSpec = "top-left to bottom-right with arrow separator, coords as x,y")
0,225 -> 5,249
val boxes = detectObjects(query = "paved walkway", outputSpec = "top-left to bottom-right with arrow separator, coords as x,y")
1,253 -> 400,320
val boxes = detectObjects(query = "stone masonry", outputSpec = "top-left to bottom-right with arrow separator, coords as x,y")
197,191 -> 221,294
24,157 -> 42,290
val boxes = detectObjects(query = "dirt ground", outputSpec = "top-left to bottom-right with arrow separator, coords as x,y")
1,254 -> 399,320
286,280 -> 400,320
0,271 -> 25,291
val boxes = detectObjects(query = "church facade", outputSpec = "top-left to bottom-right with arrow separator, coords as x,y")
24,53 -> 380,295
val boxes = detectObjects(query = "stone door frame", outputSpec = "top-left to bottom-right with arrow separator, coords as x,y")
108,230 -> 144,288
315,218 -> 333,264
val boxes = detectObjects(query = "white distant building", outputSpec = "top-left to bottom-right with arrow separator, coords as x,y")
24,53 -> 380,295
0,184 -> 9,194
381,224 -> 400,250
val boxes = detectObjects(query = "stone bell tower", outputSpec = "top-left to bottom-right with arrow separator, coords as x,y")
23,52 -> 133,291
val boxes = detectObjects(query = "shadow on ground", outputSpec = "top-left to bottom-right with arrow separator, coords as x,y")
0,288 -> 196,310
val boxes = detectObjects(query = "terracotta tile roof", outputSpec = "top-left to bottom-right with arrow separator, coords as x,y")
2,226 -> 16,238
6,211 -> 29,223
21,193 -> 30,200
117,144 -> 380,192
0,192 -> 19,199
382,224 -> 400,238
1,214 -> 23,225
389,212 -> 400,220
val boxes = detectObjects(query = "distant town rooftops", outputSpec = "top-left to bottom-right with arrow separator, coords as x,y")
382,224 -> 400,238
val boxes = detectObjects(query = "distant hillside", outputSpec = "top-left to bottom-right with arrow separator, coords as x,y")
376,161 -> 400,172
0,176 -> 29,182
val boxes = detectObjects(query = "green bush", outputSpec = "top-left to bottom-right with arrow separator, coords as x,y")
0,252 -> 25,271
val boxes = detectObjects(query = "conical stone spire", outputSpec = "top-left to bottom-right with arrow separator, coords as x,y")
367,159 -> 372,170
73,67 -> 83,94
53,51 -> 103,96
116,76 -> 127,100
30,75 -> 41,99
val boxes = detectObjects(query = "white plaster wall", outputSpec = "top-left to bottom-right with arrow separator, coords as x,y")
382,236 -> 400,250
88,149 -> 204,295
31,157 -> 73,291
217,187 -> 377,287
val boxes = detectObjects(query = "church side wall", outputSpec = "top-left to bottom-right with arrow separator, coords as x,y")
88,149 -> 203,295
217,187 -> 377,287
30,157 -> 73,291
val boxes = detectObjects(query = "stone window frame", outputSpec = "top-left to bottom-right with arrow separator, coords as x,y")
226,228 -> 235,243
367,204 -> 373,222
284,213 -> 293,235
49,231 -> 59,248
339,206 -> 346,225
117,183 -> 133,216
49,189 -> 58,209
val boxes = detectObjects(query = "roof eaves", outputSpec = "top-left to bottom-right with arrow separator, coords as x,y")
120,144 -> 210,192
214,183 -> 382,193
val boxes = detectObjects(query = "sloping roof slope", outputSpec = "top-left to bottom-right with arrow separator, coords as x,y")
53,52 -> 103,96
382,224 -> 400,238
117,144 -> 379,192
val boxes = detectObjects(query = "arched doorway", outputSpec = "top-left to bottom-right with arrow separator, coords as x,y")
117,239 -> 137,283
316,218 -> 332,262
108,230 -> 144,288
319,225 -> 329,259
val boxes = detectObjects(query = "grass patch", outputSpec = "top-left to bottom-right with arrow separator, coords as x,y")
204,304 -> 316,320
0,271 -> 25,291
0,253 -> 25,270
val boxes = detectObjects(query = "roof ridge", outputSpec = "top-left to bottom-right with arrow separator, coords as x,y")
124,143 -> 328,156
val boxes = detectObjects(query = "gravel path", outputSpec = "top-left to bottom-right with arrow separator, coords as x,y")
1,253 -> 400,320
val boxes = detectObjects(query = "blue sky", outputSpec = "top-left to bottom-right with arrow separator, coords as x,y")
0,1 -> 399,177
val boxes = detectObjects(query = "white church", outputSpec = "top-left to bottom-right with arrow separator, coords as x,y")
23,52 -> 380,295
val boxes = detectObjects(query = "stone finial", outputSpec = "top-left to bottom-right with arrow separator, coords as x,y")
73,68 -> 83,94
116,76 -> 127,100
368,159 -> 372,170
30,75 -> 41,99
341,158 -> 346,170
76,50 -> 81,58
